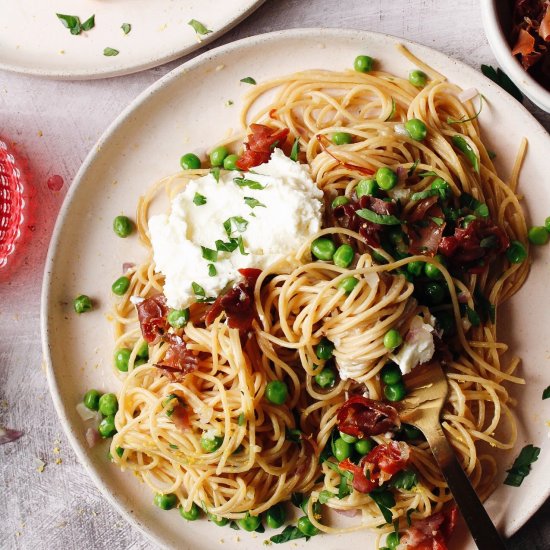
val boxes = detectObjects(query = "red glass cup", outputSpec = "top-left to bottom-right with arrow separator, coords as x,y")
0,138 -> 28,269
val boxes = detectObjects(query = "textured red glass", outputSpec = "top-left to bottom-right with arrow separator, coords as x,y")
0,138 -> 27,269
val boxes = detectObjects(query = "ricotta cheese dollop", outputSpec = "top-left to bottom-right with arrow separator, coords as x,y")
393,315 -> 436,375
148,148 -> 323,309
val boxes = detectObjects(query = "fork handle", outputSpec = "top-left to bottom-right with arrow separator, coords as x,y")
425,424 -> 507,550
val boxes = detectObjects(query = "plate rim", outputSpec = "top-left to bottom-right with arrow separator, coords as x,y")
0,0 -> 266,80
41,26 -> 550,548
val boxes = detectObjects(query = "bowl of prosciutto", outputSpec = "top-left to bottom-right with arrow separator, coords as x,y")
481,0 -> 550,112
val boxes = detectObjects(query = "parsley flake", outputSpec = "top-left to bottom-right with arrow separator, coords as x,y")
233,177 -> 266,190
240,77 -> 257,85
244,196 -> 266,209
504,444 -> 541,487
201,246 -> 218,262
223,216 -> 248,236
543,386 -> 550,400
121,23 -> 132,35
193,192 -> 207,206
290,138 -> 300,162
188,19 -> 212,35
208,263 -> 217,277
103,47 -> 119,57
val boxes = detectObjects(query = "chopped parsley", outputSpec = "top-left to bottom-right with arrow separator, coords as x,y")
269,525 -> 309,544
244,196 -> 265,209
188,19 -> 212,36
201,246 -> 218,262
388,469 -> 418,490
207,263 -> 217,277
210,166 -> 221,183
191,282 -> 206,297
56,13 -> 95,35
543,386 -> 550,400
290,138 -> 300,162
215,239 -> 239,253
193,192 -> 207,206
240,77 -> 257,85
356,209 -> 401,225
370,489 -> 395,524
103,47 -> 119,57
223,216 -> 248,236
121,23 -> 132,35
452,135 -> 480,174
504,444 -> 540,487
233,177 -> 266,190
238,412 -> 246,426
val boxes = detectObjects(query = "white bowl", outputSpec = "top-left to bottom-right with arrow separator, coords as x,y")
481,0 -> 550,112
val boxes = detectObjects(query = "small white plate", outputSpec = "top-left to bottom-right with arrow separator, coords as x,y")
42,29 -> 550,549
0,0 -> 264,79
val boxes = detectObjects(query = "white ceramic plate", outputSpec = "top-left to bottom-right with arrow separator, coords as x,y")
41,29 -> 550,549
0,0 -> 264,79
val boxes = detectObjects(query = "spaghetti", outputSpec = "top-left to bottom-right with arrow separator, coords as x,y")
108,47 -> 529,546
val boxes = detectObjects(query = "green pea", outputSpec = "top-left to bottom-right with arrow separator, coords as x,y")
114,348 -> 131,372
311,237 -> 336,261
431,178 -> 450,199
136,341 -> 149,359
167,308 -> 190,328
207,513 -> 229,526
384,381 -> 407,402
424,257 -> 444,280
383,329 -> 402,350
113,215 -> 133,238
98,415 -> 117,438
381,362 -> 402,385
407,261 -> 424,277
356,178 -> 378,198
402,423 -> 423,440
99,393 -> 119,416
223,154 -> 239,170
506,240 -> 527,264
265,504 -> 286,529
375,167 -> 398,190
297,516 -> 319,537
424,281 -> 445,305
112,276 -> 130,296
354,438 -> 375,455
333,244 -> 355,268
333,438 -> 352,461
315,338 -> 334,360
314,366 -> 337,389
179,502 -> 200,521
331,195 -> 350,208
209,146 -> 228,167
237,513 -> 262,532
180,153 -> 201,170
73,294 -> 92,314
332,132 -> 353,145
201,432 -> 223,453
545,216 -> 550,233
405,119 -> 427,141
265,380 -> 289,405
339,276 -> 359,293
528,226 -> 549,246
83,389 -> 101,411
339,431 -> 357,444
387,531 -> 400,550
409,69 -> 428,87
354,55 -> 374,73
154,493 -> 178,510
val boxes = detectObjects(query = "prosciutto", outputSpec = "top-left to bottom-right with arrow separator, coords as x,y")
336,396 -> 401,438
236,124 -> 290,170
397,506 -> 458,550
137,294 -> 168,344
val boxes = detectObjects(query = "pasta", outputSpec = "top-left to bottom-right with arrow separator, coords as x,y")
107,46 -> 529,546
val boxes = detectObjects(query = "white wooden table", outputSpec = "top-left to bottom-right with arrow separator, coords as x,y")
1,1 -> 549,548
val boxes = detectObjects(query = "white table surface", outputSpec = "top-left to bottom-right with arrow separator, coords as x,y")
1,1 -> 549,549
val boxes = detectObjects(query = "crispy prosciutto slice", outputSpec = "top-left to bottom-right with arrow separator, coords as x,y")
336,396 -> 401,438
339,441 -> 410,493
438,218 -> 509,274
236,124 -> 290,170
405,195 -> 446,257
205,268 -> 261,332
155,333 -> 198,381
397,505 -> 458,550
137,294 -> 169,344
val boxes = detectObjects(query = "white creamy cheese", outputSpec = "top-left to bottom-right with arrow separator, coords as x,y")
148,149 -> 323,309
393,315 -> 436,375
